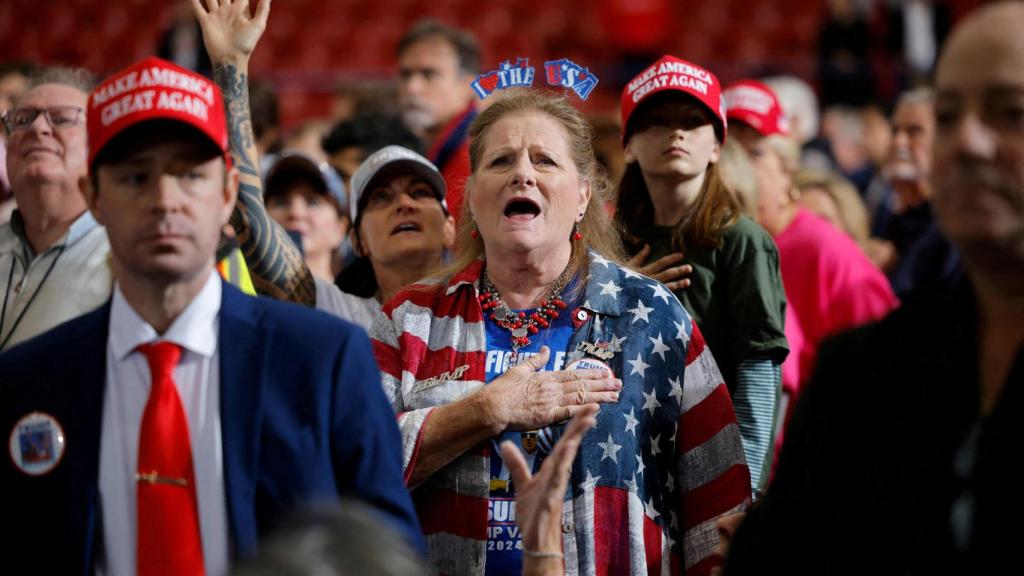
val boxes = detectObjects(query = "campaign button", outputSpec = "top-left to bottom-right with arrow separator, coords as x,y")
9,412 -> 66,476
565,357 -> 613,376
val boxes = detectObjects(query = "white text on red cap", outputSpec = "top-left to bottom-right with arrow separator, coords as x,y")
725,86 -> 775,115
93,67 -> 217,129
99,90 -> 210,128
92,67 -> 215,107
626,60 -> 715,103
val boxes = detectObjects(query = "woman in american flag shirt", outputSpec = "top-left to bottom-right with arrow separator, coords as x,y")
372,90 -> 751,576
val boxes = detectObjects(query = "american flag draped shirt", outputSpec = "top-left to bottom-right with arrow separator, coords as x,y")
372,252 -> 751,576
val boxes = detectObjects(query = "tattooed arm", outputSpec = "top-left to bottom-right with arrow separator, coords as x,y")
192,0 -> 316,305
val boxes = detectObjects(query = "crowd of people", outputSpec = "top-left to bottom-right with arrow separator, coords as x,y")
0,0 -> 1020,575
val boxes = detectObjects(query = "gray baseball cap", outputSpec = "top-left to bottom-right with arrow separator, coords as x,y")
349,145 -> 448,223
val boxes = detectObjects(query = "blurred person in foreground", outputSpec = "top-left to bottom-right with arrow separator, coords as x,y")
236,406 -> 601,576
0,49 -> 422,573
373,89 -> 750,576
724,2 -> 1024,573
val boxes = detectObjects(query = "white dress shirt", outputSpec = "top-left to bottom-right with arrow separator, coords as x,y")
98,272 -> 229,576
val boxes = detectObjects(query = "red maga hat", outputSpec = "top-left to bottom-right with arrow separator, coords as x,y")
722,79 -> 790,137
620,55 -> 726,142
87,57 -> 229,169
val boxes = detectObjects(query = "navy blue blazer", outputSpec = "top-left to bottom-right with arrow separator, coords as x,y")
0,281 -> 424,573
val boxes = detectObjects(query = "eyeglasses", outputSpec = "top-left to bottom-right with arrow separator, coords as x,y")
2,106 -> 85,132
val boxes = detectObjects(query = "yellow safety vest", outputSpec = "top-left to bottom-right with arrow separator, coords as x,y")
216,248 -> 256,296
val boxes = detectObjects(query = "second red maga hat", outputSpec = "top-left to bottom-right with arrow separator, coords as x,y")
722,79 -> 790,137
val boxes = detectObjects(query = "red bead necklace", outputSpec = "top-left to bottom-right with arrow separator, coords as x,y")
479,268 -> 570,353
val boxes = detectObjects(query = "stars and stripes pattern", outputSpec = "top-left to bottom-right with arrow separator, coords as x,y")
372,253 -> 751,576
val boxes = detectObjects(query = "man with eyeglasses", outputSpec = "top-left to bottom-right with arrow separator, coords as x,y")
0,66 -> 112,350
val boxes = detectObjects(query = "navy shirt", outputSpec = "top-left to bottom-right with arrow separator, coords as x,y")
483,305 -> 574,576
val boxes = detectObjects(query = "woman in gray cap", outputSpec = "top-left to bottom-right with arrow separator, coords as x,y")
315,145 -> 455,329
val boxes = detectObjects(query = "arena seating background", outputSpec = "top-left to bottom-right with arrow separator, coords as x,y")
1,0 -> 987,127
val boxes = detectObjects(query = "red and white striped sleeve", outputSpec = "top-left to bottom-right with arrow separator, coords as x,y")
370,302 -> 436,486
675,323 -> 752,576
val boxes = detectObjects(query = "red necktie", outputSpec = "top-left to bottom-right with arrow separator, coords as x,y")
136,342 -> 205,576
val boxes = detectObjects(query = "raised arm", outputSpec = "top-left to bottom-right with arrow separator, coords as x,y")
192,0 -> 316,305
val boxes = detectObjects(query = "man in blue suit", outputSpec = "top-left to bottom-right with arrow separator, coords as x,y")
0,54 -> 423,575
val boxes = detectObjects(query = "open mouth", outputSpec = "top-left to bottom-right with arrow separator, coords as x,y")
391,222 -> 423,235
503,198 -> 541,222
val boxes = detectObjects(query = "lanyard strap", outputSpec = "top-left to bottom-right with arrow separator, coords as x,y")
0,246 -> 66,350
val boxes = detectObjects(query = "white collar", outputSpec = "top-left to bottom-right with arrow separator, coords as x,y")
109,271 -> 222,362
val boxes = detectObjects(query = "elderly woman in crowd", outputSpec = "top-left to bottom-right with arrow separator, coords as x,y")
372,90 -> 750,576
723,79 -> 898,416
317,145 -> 455,328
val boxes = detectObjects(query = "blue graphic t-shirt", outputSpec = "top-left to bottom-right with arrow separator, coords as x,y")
483,305 -> 575,576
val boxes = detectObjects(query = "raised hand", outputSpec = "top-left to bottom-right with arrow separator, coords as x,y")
192,0 -> 316,305
480,346 -> 621,432
190,0 -> 272,64
627,244 -> 693,291
502,404 -> 599,576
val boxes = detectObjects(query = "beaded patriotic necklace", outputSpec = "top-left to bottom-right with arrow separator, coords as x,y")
479,267 -> 570,359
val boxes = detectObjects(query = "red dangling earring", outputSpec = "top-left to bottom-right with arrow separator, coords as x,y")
470,228 -> 479,239
572,224 -> 582,241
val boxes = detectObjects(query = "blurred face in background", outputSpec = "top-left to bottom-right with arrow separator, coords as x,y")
397,36 -> 473,138
732,122 -> 796,236
329,146 -> 365,192
0,72 -> 29,121
862,105 -> 892,168
888,100 -> 935,184
267,181 -> 346,274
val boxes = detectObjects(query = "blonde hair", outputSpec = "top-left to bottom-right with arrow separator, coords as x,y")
764,134 -> 802,175
718,139 -> 759,219
437,90 -> 626,285
793,169 -> 870,244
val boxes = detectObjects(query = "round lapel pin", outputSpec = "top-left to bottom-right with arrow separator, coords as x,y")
566,357 -> 614,376
9,412 -> 66,476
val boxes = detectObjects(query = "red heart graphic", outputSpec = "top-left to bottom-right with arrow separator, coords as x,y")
480,73 -> 499,92
578,71 -> 588,82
